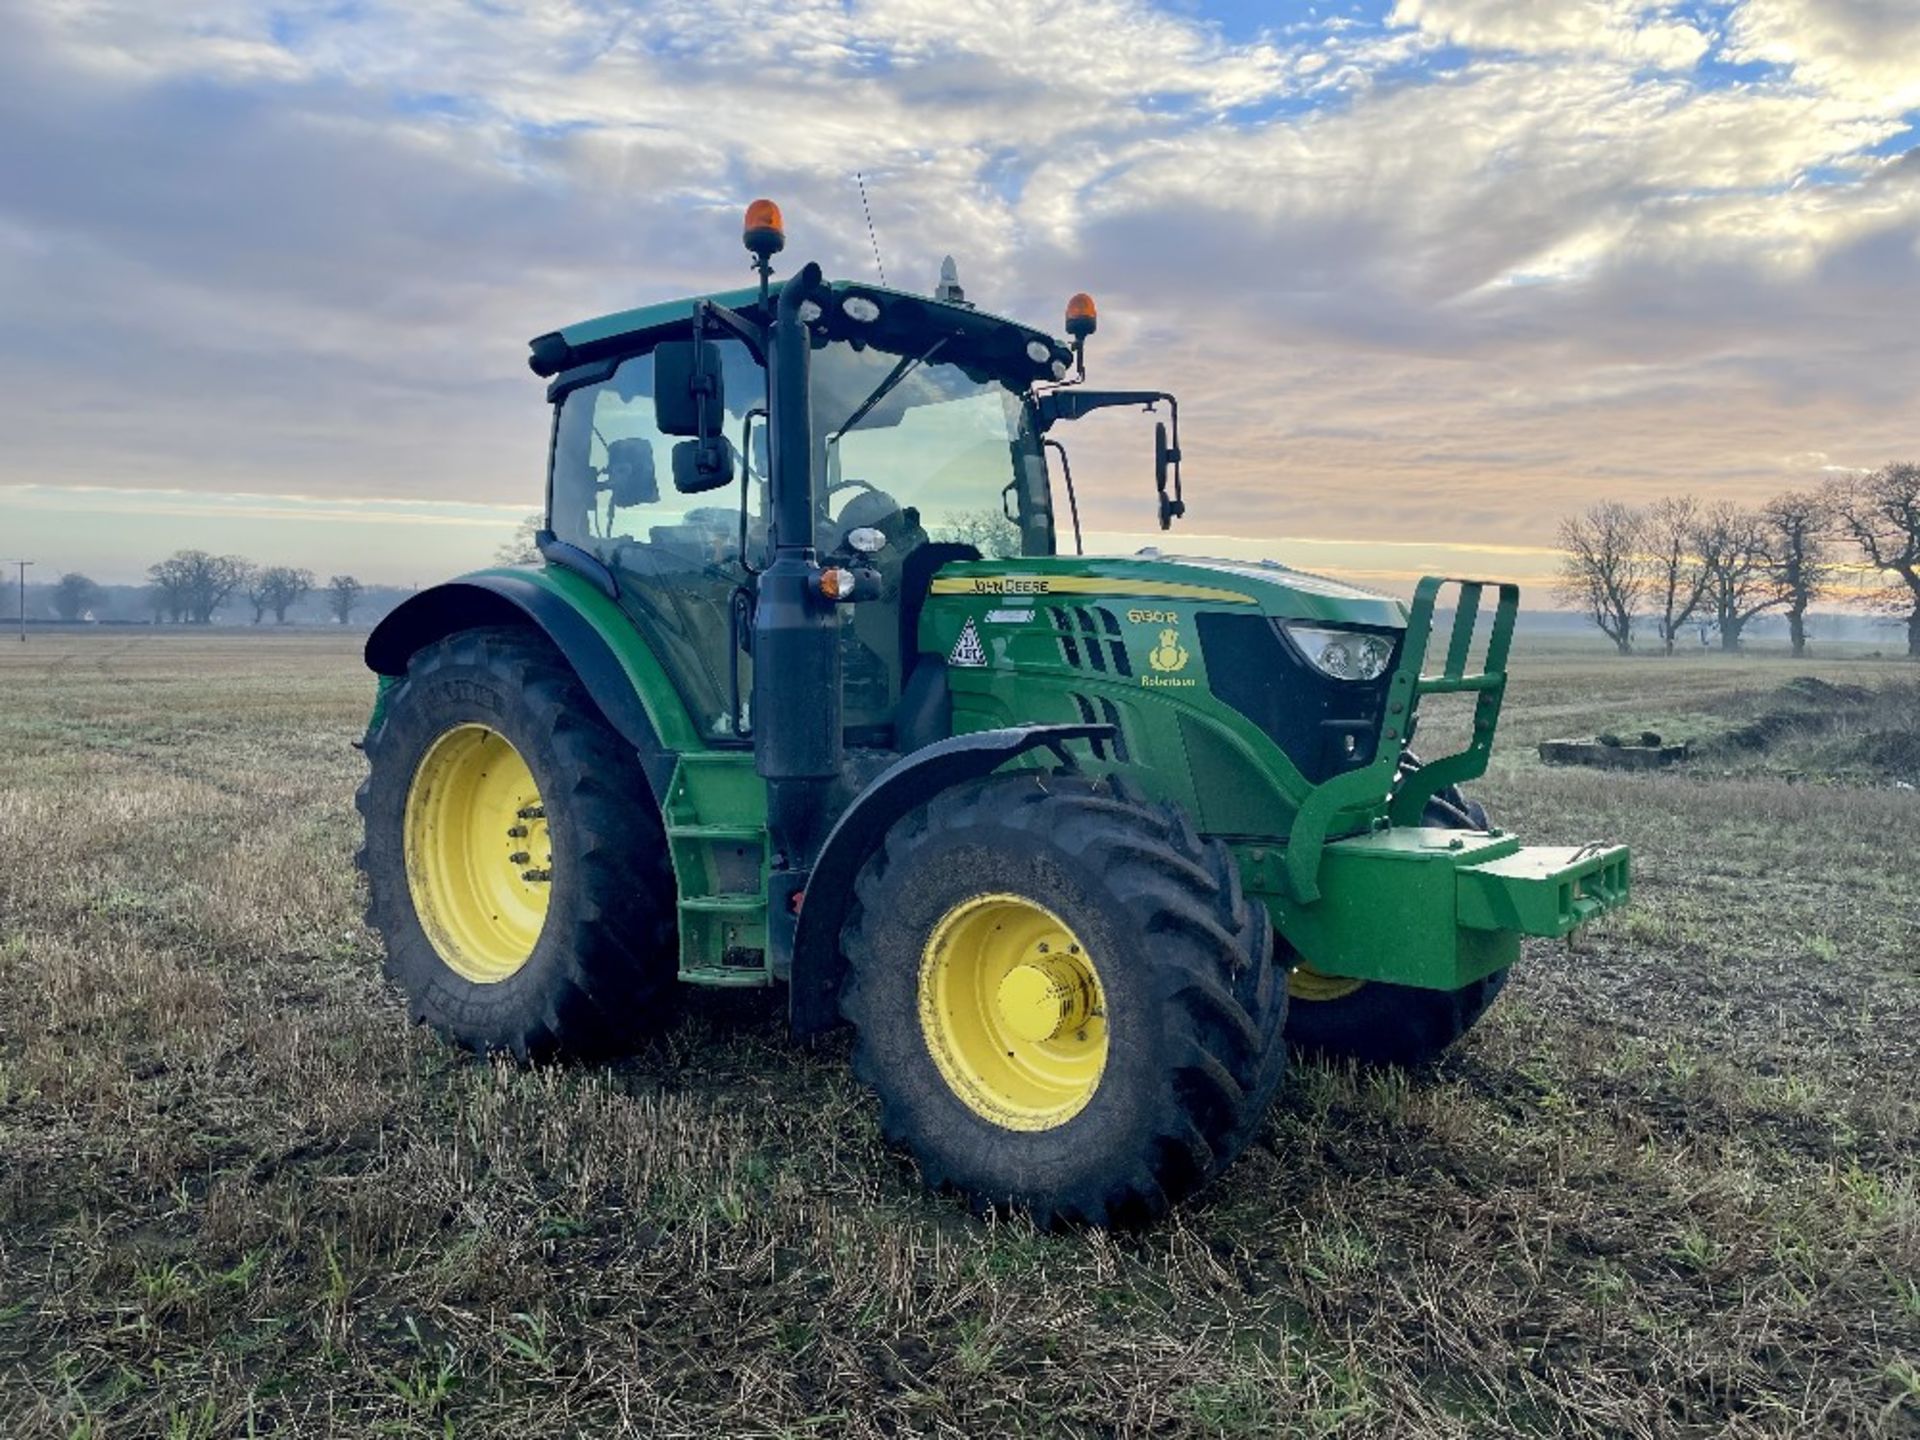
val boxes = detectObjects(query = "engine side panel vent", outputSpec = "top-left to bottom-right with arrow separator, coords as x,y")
1048,606 -> 1130,675
1068,693 -> 1132,763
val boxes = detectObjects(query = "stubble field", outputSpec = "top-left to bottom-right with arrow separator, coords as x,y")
1,629 -> 1916,1438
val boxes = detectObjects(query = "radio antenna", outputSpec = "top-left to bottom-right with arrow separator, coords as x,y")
855,171 -> 887,286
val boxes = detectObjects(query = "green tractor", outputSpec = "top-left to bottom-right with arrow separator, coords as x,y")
358,200 -> 1629,1225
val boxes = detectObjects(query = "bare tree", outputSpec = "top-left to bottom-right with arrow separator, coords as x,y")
1643,496 -> 1711,655
327,574 -> 365,625
148,555 -> 192,622
245,569 -> 271,624
50,572 -> 102,622
1555,502 -> 1646,654
248,566 -> 315,624
1691,503 -> 1786,652
1760,490 -> 1834,659
148,550 -> 250,624
935,508 -> 1021,560
497,514 -> 544,565
1833,462 -> 1920,659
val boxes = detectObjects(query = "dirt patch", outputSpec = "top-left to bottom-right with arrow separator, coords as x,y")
1691,676 -> 1920,784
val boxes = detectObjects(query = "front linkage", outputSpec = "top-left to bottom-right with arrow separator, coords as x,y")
1268,576 -> 1628,984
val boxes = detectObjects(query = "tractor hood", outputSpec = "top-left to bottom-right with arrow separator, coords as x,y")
926,553 -> 1409,629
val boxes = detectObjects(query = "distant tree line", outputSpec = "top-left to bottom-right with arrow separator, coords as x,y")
25,553 -> 384,627
141,552 -> 367,625
1558,463 -> 1920,658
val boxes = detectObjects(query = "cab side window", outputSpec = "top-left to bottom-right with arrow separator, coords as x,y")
548,338 -> 767,738
549,341 -> 768,569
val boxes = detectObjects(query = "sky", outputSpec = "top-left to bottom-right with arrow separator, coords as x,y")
1,0 -> 1916,595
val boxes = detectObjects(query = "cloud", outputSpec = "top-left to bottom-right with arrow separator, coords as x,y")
1723,0 -> 1920,110
1387,0 -> 1711,70
0,0 -> 1915,585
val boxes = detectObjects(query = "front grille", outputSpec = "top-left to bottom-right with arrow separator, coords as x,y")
1195,613 -> 1397,783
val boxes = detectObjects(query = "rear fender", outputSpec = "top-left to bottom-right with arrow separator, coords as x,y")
364,566 -> 705,802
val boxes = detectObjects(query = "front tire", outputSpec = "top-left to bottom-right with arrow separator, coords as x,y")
839,774 -> 1286,1227
356,627 -> 677,1058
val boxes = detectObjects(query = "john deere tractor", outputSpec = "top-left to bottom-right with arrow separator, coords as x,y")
358,200 -> 1629,1225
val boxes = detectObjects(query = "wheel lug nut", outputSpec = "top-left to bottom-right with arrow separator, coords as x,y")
509,851 -> 530,865
507,825 -> 528,838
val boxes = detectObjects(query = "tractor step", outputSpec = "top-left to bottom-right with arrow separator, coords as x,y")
677,895 -> 764,914
666,824 -> 766,842
663,752 -> 772,986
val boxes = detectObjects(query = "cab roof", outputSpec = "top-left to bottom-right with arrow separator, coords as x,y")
527,278 -> 1073,390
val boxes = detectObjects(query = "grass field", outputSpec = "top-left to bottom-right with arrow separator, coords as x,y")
1,630 -> 1916,1438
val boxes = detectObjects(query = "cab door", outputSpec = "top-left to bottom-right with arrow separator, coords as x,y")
547,339 -> 769,740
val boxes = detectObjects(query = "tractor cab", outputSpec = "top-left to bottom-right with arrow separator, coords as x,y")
536,266 -> 1075,749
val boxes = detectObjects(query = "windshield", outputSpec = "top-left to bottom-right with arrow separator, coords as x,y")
810,345 -> 1052,560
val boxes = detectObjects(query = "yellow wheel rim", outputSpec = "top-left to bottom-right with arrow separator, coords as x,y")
404,723 -> 552,984
1288,965 -> 1365,1003
917,893 -> 1108,1132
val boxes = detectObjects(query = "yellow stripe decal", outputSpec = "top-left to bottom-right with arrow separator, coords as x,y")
929,575 -> 1257,605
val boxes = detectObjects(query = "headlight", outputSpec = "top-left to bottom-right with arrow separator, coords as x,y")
1283,623 -> 1396,682
841,295 -> 880,323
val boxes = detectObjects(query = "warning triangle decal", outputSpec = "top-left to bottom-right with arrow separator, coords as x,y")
949,617 -> 987,667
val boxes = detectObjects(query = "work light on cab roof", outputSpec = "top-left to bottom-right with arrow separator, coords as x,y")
356,190 -> 1633,1231
743,198 -> 785,304
743,198 -> 784,258
1065,291 -> 1097,377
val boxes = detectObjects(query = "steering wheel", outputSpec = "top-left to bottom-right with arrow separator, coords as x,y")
827,477 -> 896,525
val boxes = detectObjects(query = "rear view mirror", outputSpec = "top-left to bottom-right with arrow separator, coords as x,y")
672,436 -> 736,495
1155,421 -> 1185,530
604,438 -> 658,507
654,340 -> 725,438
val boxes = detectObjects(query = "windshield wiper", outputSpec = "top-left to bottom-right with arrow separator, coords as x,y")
829,337 -> 949,443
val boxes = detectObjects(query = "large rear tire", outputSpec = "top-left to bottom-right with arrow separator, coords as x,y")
356,627 -> 677,1058
1281,788 -> 1508,1067
839,773 -> 1286,1227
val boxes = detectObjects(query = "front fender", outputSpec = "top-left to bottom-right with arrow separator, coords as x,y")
785,723 -> 1111,1037
364,565 -> 705,801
